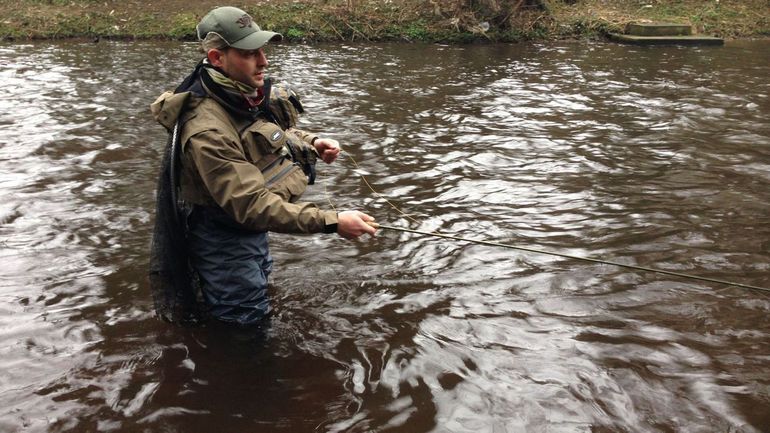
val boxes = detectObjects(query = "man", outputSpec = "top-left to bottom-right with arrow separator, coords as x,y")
149,6 -> 376,326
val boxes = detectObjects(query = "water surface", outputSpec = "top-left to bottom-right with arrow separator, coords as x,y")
0,40 -> 768,432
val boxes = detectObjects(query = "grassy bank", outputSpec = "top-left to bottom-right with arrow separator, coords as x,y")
1,0 -> 768,42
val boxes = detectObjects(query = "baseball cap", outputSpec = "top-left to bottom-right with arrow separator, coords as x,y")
196,6 -> 283,50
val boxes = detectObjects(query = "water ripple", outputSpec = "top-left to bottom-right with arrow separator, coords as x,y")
0,40 -> 768,432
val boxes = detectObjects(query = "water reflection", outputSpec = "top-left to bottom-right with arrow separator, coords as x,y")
0,40 -> 768,432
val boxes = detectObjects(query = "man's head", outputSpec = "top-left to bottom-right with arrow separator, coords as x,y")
197,6 -> 282,51
197,6 -> 282,89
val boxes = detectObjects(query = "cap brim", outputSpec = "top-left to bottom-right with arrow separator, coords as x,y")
230,31 -> 283,50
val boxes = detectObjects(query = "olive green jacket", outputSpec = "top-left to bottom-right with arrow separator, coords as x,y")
150,91 -> 337,234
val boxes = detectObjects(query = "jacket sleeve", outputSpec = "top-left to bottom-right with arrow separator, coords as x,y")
185,130 -> 337,233
289,127 -> 319,148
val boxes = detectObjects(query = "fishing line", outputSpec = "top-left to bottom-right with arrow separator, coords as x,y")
325,149 -> 770,294
340,150 -> 424,227
367,222 -> 770,293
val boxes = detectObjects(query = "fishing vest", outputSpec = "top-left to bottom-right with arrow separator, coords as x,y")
267,81 -> 304,130
240,119 -> 310,203
176,96 -> 311,207
267,81 -> 318,184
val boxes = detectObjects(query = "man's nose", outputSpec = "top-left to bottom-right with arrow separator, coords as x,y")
257,50 -> 268,66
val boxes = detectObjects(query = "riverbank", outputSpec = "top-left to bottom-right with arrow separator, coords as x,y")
1,0 -> 768,42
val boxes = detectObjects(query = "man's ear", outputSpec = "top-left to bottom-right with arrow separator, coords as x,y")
207,48 -> 226,68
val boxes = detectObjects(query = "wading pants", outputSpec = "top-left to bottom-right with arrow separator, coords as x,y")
187,206 -> 273,325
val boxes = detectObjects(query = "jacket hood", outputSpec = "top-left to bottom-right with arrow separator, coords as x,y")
151,61 -> 209,131
151,91 -> 193,131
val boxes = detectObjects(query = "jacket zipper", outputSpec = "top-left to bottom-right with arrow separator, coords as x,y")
265,161 -> 299,189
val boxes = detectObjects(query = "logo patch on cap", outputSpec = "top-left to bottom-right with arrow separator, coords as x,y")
236,14 -> 253,29
270,130 -> 283,142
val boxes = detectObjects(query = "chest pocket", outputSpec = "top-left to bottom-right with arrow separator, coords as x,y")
242,120 -> 308,203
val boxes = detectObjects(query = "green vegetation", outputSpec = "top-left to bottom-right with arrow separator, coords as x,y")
1,0 -> 768,42
169,13 -> 199,39
550,0 -> 769,39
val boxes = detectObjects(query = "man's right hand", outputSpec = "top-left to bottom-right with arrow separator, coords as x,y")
337,211 -> 377,239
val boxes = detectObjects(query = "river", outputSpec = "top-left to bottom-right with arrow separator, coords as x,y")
0,39 -> 768,432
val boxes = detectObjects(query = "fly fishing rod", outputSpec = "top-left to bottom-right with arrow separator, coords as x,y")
365,222 -> 770,294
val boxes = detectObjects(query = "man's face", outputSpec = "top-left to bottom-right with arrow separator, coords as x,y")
216,47 -> 269,89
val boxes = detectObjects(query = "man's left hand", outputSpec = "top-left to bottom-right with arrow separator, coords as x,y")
313,138 -> 341,164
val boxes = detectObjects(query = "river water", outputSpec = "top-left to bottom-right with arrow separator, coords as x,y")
0,39 -> 768,432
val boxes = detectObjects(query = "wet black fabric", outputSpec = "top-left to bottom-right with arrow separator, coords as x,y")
148,123 -> 201,324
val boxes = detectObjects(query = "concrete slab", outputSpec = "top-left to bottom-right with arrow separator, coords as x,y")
608,33 -> 724,46
626,23 -> 692,36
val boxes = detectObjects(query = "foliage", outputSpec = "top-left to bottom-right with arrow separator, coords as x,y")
168,13 -> 198,39
0,0 -> 768,41
405,21 -> 429,40
286,27 -> 306,39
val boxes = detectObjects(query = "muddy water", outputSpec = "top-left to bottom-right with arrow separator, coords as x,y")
0,40 -> 768,432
